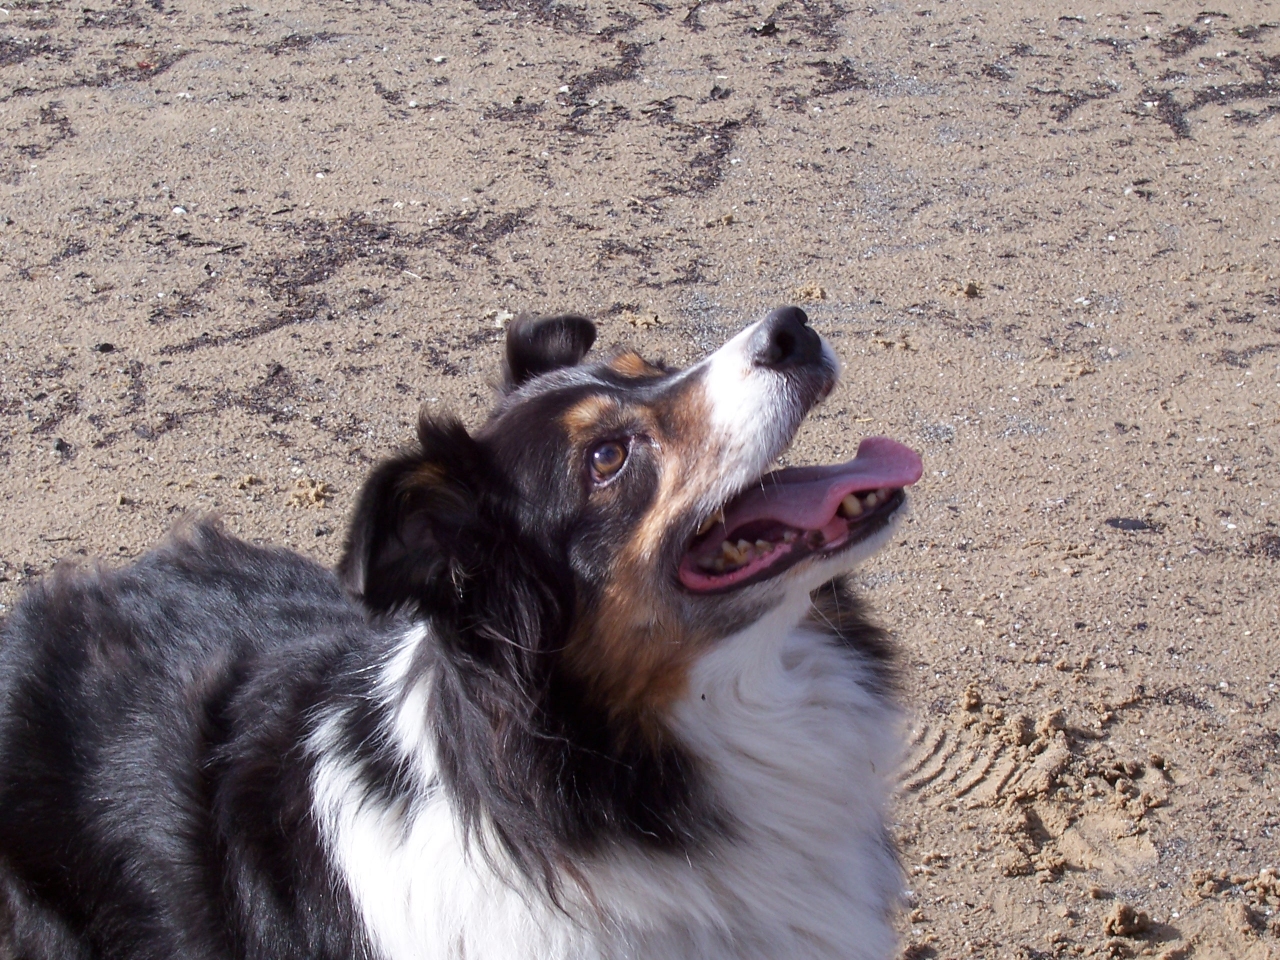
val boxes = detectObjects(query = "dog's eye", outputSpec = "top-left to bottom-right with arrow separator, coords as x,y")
589,440 -> 628,482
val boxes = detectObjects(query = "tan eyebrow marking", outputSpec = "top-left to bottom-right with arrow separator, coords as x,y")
560,394 -> 618,441
608,351 -> 662,379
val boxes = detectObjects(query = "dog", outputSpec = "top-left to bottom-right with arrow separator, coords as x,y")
0,307 -> 922,960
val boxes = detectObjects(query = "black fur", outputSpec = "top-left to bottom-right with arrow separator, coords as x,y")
0,524 -> 376,960
502,314 -> 596,390
806,576 -> 898,690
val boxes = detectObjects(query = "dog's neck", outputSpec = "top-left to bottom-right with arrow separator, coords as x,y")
310,586 -> 900,960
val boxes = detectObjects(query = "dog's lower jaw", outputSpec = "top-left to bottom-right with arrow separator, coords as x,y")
745,490 -> 911,610
314,607 -> 900,960
794,490 -> 912,590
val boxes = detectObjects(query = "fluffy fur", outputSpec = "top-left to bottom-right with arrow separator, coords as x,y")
0,308 -> 908,959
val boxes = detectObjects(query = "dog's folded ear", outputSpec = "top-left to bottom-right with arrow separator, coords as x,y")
338,415 -> 495,613
503,314 -> 596,390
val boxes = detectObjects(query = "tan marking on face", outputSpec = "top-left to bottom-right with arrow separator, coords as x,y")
608,350 -> 662,379
563,379 -> 724,729
567,575 -> 701,735
628,378 -> 721,559
560,394 -> 618,442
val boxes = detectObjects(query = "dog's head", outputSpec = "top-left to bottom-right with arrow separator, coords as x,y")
339,308 -> 921,723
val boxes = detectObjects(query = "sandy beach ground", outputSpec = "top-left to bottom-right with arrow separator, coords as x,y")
2,1 -> 1279,956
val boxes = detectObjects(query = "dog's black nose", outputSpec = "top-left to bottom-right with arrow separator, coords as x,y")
749,306 -> 823,370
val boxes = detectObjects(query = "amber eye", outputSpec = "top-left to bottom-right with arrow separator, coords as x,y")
589,440 -> 628,482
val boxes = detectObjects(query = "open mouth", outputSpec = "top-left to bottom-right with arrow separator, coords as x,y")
677,437 -> 923,594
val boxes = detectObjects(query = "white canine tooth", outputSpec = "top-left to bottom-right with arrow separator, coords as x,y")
697,508 -> 726,537
755,539 -> 771,553
736,539 -> 753,559
863,492 -> 878,509
840,493 -> 862,518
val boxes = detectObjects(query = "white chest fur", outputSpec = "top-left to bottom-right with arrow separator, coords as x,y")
311,604 -> 902,960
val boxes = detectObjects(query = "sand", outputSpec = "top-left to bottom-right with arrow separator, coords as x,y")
2,0 -> 1279,956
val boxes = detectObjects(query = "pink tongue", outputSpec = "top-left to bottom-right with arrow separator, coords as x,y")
719,437 -> 923,533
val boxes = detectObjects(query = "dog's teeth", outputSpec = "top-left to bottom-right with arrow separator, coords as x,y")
720,541 -> 743,565
839,493 -> 863,518
713,538 -> 765,569
783,530 -> 798,544
697,508 -> 725,537
863,492 -> 878,509
755,539 -> 772,553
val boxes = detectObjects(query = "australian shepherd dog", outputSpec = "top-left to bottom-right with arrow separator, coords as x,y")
0,307 -> 922,960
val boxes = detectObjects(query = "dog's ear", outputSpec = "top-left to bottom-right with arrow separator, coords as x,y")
503,314 -> 596,390
338,415 -> 494,613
